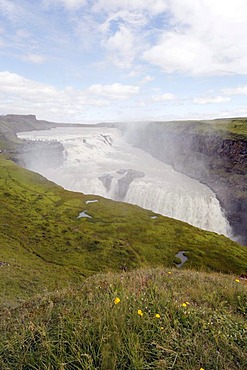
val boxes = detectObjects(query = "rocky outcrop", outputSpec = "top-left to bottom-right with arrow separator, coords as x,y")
99,174 -> 113,192
125,122 -> 247,245
116,169 -> 145,200
99,169 -> 145,200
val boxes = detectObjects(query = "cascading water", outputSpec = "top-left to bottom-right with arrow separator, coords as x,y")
17,126 -> 231,237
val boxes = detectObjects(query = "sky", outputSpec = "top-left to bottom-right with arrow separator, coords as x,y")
0,0 -> 247,123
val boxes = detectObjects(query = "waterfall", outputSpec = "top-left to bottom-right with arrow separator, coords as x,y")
125,179 -> 229,234
17,126 -> 231,237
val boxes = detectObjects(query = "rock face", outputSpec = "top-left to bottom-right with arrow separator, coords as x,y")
116,169 -> 145,200
99,169 -> 145,200
98,174 -> 113,192
124,122 -> 247,245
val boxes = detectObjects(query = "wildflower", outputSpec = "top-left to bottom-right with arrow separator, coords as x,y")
168,271 -> 172,274
155,313 -> 161,318
114,297 -> 121,305
186,301 -> 190,305
160,326 -> 164,330
235,279 -> 240,283
181,303 -> 187,307
200,368 -> 205,370
138,309 -> 143,316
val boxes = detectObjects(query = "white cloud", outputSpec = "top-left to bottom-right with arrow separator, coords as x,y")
14,29 -> 30,39
151,93 -> 175,102
22,54 -> 46,64
143,33 -> 216,75
140,75 -> 154,84
92,0 -> 168,15
95,1 -> 168,68
212,107 -> 247,119
100,10 -> 148,33
0,71 -> 57,97
222,85 -> 247,96
101,24 -> 137,68
0,72 -> 140,122
87,83 -> 140,99
143,0 -> 247,75
193,96 -> 231,104
43,0 -> 87,10
0,71 -> 109,122
0,0 -> 18,19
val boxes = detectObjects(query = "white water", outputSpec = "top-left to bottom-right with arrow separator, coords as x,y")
17,126 -> 231,236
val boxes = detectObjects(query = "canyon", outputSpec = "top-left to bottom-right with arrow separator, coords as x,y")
1,114 -> 246,244
122,120 -> 247,244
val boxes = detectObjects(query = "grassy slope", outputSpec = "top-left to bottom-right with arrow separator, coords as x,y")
0,155 -> 247,307
209,117 -> 247,139
0,268 -> 246,369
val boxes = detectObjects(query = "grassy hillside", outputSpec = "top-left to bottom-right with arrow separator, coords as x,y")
0,155 -> 247,307
0,268 -> 246,369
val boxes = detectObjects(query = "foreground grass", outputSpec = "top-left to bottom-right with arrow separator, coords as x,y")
0,268 -> 246,369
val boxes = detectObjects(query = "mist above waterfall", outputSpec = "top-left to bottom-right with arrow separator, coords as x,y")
17,126 -> 231,237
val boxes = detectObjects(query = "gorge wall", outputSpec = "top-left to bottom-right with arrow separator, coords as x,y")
124,121 -> 247,245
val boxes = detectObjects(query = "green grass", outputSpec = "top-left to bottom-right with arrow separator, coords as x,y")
151,118 -> 247,140
0,268 -> 246,369
1,155 -> 247,307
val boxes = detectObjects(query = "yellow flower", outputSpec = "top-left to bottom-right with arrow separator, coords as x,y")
114,297 -> 121,305
235,279 -> 240,283
186,301 -> 190,305
160,326 -> 164,330
168,271 -> 172,274
200,368 -> 205,370
138,309 -> 143,316
155,313 -> 161,318
181,303 -> 187,307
